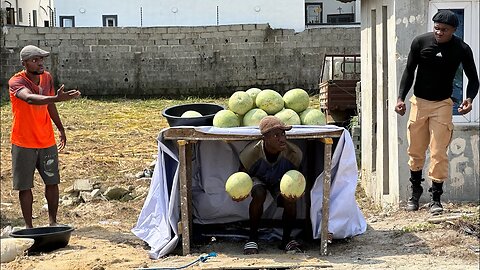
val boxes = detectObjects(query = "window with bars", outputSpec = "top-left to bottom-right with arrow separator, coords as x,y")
102,15 -> 118,27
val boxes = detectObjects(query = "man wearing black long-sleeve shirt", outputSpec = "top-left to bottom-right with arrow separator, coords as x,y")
395,10 -> 479,215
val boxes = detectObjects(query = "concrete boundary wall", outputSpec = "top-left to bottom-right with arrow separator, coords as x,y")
1,24 -> 360,97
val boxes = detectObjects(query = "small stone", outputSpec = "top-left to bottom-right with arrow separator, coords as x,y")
103,187 -> 129,200
63,185 -> 75,193
135,171 -> 145,178
73,179 -> 94,192
91,189 -> 102,198
119,194 -> 134,202
149,159 -> 157,169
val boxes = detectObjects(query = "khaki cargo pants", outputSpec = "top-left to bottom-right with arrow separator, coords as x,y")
407,96 -> 454,182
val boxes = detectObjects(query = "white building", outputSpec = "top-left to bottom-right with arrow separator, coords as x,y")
54,0 -> 360,31
1,0 -> 54,27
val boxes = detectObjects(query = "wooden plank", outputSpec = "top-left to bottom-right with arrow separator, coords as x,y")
319,138 -> 333,256
178,140 -> 192,255
427,213 -> 474,224
164,128 -> 343,141
185,141 -> 193,253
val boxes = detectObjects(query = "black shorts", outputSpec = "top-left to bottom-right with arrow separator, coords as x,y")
11,144 -> 60,190
252,177 -> 284,207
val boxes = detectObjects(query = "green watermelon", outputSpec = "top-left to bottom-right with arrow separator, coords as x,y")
280,170 -> 306,200
225,172 -> 253,200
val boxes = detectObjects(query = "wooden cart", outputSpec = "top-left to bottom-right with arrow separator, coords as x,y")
319,54 -> 360,125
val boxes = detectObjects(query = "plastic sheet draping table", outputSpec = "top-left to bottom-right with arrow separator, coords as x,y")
162,126 -> 343,256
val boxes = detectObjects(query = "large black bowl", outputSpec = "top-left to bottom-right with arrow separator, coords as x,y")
10,226 -> 74,253
162,103 -> 224,127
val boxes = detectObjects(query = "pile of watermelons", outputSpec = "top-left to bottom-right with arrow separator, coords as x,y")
212,88 -> 326,128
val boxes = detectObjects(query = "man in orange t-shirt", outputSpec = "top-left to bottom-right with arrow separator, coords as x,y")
8,45 -> 81,228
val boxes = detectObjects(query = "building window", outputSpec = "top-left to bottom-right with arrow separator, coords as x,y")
305,3 -> 323,25
59,16 -> 75,27
44,20 -> 49,27
445,9 -> 465,116
430,1 -> 479,123
102,15 -> 118,27
18,8 -> 23,23
32,10 -> 37,26
327,13 -> 355,24
6,7 -> 15,25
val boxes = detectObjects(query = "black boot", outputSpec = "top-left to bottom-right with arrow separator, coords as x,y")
406,178 -> 424,211
428,182 -> 444,215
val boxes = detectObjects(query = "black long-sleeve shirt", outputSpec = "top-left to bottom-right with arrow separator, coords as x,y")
399,32 -> 479,102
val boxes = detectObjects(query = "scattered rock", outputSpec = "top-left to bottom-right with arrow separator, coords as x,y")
63,185 -> 75,194
91,189 -> 102,199
135,168 -> 154,179
103,187 -> 129,201
135,171 -> 145,178
0,238 -> 35,263
1,226 -> 13,238
73,179 -> 95,192
149,159 -> 157,170
119,194 -> 134,202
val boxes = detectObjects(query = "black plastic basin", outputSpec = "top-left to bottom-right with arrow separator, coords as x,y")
10,226 -> 74,253
162,103 -> 224,127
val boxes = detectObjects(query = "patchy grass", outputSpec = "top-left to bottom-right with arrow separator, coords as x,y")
449,209 -> 480,238
401,222 -> 437,233
1,97 -> 227,182
0,96 -> 227,227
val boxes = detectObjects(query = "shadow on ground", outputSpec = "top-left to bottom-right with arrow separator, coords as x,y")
185,224 -> 430,268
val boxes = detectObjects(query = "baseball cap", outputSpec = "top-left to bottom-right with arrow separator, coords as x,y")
259,116 -> 292,135
20,45 -> 50,61
432,10 -> 459,28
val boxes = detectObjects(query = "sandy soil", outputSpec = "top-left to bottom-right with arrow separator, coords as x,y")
1,188 -> 479,270
1,98 -> 478,270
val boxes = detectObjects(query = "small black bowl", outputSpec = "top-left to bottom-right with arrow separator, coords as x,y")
162,103 -> 224,127
10,226 -> 74,253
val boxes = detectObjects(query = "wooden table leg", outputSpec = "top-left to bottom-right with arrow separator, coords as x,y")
178,140 -> 193,255
320,138 -> 333,256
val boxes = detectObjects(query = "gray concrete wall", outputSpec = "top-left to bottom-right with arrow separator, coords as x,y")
394,0 -> 430,205
0,24 -> 360,97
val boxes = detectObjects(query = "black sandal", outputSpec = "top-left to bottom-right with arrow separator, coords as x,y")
244,241 -> 259,255
283,240 -> 303,253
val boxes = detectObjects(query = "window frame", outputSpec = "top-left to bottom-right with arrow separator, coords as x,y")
32,10 -> 37,26
18,7 -> 23,23
305,3 -> 323,25
6,7 -> 15,25
429,1 -> 480,124
102,15 -> 118,27
59,16 -> 75,27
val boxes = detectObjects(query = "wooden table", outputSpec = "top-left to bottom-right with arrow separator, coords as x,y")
163,127 -> 343,256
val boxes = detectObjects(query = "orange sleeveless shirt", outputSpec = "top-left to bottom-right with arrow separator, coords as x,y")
9,70 -> 56,148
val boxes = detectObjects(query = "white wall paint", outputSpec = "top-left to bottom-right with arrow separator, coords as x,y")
306,0 -> 359,22
55,0 -> 304,31
55,0 -> 359,31
1,0 -> 54,26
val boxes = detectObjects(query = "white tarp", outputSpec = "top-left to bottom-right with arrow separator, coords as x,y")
132,126 -> 367,259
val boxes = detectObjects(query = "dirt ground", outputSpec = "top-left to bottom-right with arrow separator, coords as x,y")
1,202 -> 478,270
1,98 -> 479,270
